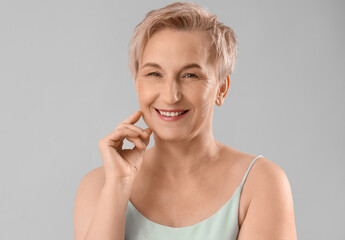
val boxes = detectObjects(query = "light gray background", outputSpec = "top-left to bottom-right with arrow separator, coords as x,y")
0,0 -> 344,239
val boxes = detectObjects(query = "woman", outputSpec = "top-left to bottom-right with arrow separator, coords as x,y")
73,2 -> 297,240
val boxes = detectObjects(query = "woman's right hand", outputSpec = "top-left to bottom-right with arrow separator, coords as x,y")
98,111 -> 152,184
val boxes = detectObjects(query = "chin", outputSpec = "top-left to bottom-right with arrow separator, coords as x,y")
154,128 -> 188,142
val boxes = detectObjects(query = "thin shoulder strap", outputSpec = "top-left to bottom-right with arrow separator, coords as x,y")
240,155 -> 264,187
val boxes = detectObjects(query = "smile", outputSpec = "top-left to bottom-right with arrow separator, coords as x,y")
155,108 -> 189,121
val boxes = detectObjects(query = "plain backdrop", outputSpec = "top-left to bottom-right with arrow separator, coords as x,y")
0,0 -> 344,239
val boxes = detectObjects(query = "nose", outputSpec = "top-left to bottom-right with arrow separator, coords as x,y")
162,77 -> 182,104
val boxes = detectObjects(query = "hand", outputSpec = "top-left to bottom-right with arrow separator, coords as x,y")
98,111 -> 152,183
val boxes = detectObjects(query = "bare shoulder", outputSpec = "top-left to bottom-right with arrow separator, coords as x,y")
74,166 -> 106,201
249,156 -> 288,188
238,156 -> 297,240
247,157 -> 294,206
77,166 -> 105,191
73,166 -> 105,240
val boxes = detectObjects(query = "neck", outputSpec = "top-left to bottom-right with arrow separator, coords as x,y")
146,129 -> 223,183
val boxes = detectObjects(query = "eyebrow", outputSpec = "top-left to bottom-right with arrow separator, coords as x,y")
141,62 -> 205,72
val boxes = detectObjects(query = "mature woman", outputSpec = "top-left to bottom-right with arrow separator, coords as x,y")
73,2 -> 297,240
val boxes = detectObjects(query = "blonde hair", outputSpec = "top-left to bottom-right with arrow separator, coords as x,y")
127,1 -> 238,85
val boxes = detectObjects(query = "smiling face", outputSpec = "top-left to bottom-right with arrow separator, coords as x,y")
135,28 -> 221,142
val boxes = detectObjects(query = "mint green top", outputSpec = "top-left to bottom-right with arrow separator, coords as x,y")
125,155 -> 264,240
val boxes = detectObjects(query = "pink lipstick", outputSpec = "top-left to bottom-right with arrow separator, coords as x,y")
155,108 -> 189,121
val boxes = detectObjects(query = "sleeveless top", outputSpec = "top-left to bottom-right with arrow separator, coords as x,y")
125,155 -> 264,240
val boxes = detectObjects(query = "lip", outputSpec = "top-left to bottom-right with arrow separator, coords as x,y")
155,108 -> 189,112
155,108 -> 189,121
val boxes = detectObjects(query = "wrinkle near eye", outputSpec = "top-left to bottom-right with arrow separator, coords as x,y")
183,73 -> 198,78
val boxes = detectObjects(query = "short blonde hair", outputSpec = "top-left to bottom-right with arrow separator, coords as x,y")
128,1 -> 238,84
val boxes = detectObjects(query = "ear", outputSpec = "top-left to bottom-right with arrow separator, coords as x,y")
216,75 -> 230,106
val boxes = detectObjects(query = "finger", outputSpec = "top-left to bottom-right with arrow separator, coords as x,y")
142,128 -> 152,145
131,136 -> 149,154
106,127 -> 149,150
143,128 -> 152,136
122,111 -> 142,125
126,136 -> 147,150
103,128 -> 142,147
118,123 -> 149,138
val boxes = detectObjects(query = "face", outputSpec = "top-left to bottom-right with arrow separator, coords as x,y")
135,28 -> 221,142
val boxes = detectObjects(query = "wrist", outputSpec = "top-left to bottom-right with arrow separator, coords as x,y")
104,176 -> 134,192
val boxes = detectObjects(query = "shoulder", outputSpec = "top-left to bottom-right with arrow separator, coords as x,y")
78,166 -> 105,190
74,166 -> 106,207
73,166 -> 105,239
248,157 -> 294,207
250,156 -> 289,189
219,145 -> 287,187
238,156 -> 297,240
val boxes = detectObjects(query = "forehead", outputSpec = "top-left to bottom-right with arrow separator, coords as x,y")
140,28 -> 212,67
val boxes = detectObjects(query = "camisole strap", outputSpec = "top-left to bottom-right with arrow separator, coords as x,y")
240,155 -> 264,187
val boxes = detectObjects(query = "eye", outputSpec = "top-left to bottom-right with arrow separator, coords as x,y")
183,73 -> 199,78
147,72 -> 162,77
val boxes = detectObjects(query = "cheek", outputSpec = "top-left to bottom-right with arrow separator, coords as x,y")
137,82 -> 156,108
195,90 -> 216,117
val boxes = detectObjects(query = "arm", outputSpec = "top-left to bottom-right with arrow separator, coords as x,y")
238,159 -> 297,240
73,167 -> 133,240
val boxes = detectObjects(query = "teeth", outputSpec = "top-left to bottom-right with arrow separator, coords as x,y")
158,110 -> 184,117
